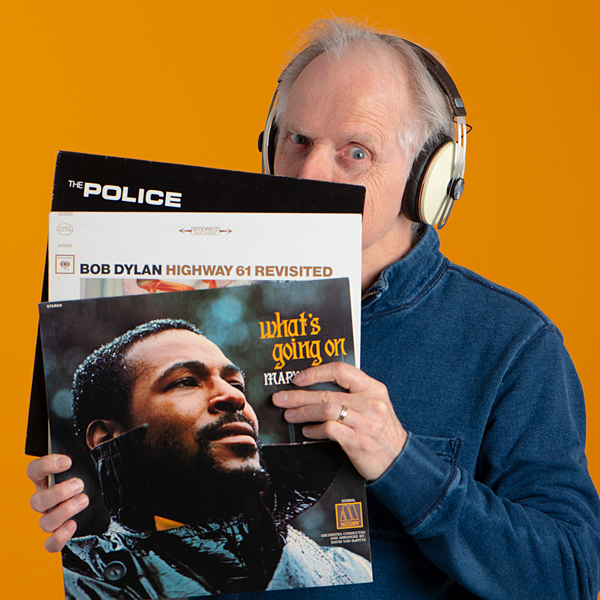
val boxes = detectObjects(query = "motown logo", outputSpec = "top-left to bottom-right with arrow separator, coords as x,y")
335,502 -> 363,529
55,255 -> 75,275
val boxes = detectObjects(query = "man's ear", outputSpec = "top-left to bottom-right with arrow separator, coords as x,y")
86,419 -> 126,450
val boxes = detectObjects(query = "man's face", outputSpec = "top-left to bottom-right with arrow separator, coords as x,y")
274,43 -> 414,263
124,329 -> 261,473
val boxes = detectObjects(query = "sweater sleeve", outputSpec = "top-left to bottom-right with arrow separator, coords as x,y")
369,325 -> 600,600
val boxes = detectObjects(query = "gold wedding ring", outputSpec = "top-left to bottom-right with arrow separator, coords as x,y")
337,405 -> 348,423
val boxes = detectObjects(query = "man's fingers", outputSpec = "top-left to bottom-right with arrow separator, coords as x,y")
38,493 -> 89,534
26,455 -> 72,487
27,454 -> 84,554
272,363 -> 389,412
273,384 -> 389,419
301,419 -> 356,444
273,387 -> 349,411
43,520 -> 78,553
30,478 -> 85,513
282,401 -> 353,425
292,362 -> 373,393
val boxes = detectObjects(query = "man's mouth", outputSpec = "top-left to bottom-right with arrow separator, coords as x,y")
196,414 -> 261,464
212,422 -> 258,446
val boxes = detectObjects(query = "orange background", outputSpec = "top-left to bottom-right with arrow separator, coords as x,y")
2,1 -> 598,597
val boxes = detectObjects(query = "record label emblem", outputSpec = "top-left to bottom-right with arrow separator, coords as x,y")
55,255 -> 75,274
335,502 -> 363,529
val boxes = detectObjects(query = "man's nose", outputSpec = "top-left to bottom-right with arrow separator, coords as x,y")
297,147 -> 335,182
207,380 -> 246,414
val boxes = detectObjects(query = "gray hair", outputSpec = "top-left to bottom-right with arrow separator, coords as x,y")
274,18 -> 455,161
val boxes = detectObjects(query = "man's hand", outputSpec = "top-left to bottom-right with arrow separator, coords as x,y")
27,454 -> 89,552
272,362 -> 408,481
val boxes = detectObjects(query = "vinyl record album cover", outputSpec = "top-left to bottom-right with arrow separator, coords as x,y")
38,278 -> 372,598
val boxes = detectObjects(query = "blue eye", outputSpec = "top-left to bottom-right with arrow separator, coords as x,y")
290,133 -> 309,145
350,147 -> 366,160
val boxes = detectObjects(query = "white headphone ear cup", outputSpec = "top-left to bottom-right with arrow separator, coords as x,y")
419,141 -> 456,226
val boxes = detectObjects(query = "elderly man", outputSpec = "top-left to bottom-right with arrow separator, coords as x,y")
29,18 -> 600,600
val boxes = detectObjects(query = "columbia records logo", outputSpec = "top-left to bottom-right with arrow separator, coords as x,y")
57,223 -> 74,236
56,255 -> 75,274
335,502 -> 363,529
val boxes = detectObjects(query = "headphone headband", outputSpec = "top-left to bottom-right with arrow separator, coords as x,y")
403,40 -> 466,118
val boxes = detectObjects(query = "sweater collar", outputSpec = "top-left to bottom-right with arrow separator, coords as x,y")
362,225 -> 446,313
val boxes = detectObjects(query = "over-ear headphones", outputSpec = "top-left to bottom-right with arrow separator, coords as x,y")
258,38 -> 468,229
